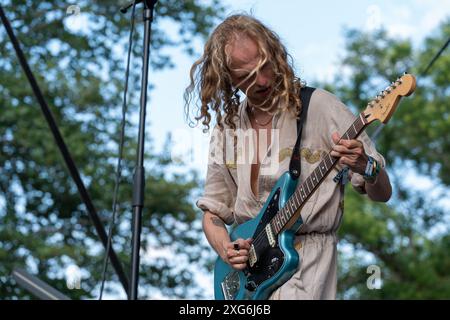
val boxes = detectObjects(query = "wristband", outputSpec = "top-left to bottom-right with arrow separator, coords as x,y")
363,156 -> 380,183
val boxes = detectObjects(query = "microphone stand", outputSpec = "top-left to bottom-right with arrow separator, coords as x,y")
122,0 -> 158,300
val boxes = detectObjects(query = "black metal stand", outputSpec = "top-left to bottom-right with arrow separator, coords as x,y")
12,269 -> 72,300
129,0 -> 157,300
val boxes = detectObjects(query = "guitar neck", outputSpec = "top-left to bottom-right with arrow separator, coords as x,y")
271,112 -> 369,234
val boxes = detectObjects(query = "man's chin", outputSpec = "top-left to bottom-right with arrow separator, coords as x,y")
248,97 -> 275,111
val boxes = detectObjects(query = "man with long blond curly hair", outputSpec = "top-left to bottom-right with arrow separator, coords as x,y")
185,14 -> 392,299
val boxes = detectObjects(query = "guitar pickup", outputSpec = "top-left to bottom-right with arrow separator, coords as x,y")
265,224 -> 276,247
248,245 -> 257,267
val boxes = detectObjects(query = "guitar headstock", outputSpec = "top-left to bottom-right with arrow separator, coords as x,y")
363,73 -> 416,124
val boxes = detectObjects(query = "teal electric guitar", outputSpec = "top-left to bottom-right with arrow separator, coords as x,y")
214,73 -> 416,300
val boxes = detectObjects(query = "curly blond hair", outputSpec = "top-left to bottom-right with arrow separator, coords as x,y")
184,14 -> 302,131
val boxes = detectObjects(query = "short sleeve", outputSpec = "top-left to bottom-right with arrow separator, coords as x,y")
196,125 -> 237,225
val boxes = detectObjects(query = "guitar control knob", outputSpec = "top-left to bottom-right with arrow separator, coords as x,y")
245,280 -> 257,291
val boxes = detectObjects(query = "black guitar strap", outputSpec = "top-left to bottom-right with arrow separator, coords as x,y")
289,86 -> 316,180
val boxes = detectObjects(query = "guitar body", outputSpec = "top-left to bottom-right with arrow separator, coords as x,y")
214,172 -> 303,300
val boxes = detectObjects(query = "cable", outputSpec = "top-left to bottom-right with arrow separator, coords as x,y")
98,1 -> 137,300
421,36 -> 450,76
371,35 -> 450,144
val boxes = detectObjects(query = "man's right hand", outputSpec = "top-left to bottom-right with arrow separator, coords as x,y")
223,238 -> 253,270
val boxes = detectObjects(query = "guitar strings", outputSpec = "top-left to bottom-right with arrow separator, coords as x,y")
246,115 -> 366,261
245,80 -> 409,265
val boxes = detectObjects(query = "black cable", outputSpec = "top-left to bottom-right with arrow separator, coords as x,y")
98,1 -> 137,300
421,36 -> 450,76
0,4 -> 130,295
371,35 -> 450,144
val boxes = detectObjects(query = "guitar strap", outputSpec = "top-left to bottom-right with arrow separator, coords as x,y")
289,86 -> 316,180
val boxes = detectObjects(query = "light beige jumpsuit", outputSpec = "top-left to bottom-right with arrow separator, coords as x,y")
197,88 -> 385,299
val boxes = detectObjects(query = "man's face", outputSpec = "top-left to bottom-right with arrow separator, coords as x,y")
227,36 -> 275,108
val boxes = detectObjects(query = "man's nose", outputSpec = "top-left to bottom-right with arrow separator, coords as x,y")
255,72 -> 269,87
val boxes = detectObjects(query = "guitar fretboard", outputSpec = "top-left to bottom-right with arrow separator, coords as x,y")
270,112 -> 368,235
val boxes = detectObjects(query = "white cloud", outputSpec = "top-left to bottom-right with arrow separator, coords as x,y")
365,4 -> 383,32
382,2 -> 447,39
419,6 -> 450,34
386,23 -> 416,39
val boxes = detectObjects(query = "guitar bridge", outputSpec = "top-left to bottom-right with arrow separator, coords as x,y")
221,271 -> 240,300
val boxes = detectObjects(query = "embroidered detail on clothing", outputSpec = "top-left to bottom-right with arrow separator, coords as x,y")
300,148 -> 326,164
226,162 -> 237,169
225,145 -> 240,169
279,147 -> 293,163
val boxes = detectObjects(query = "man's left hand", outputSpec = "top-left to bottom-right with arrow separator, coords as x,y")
330,132 -> 368,175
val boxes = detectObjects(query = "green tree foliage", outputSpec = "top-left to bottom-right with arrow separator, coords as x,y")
325,20 -> 450,298
0,0 -> 225,299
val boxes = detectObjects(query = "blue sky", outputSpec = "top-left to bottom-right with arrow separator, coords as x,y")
147,0 -> 450,179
